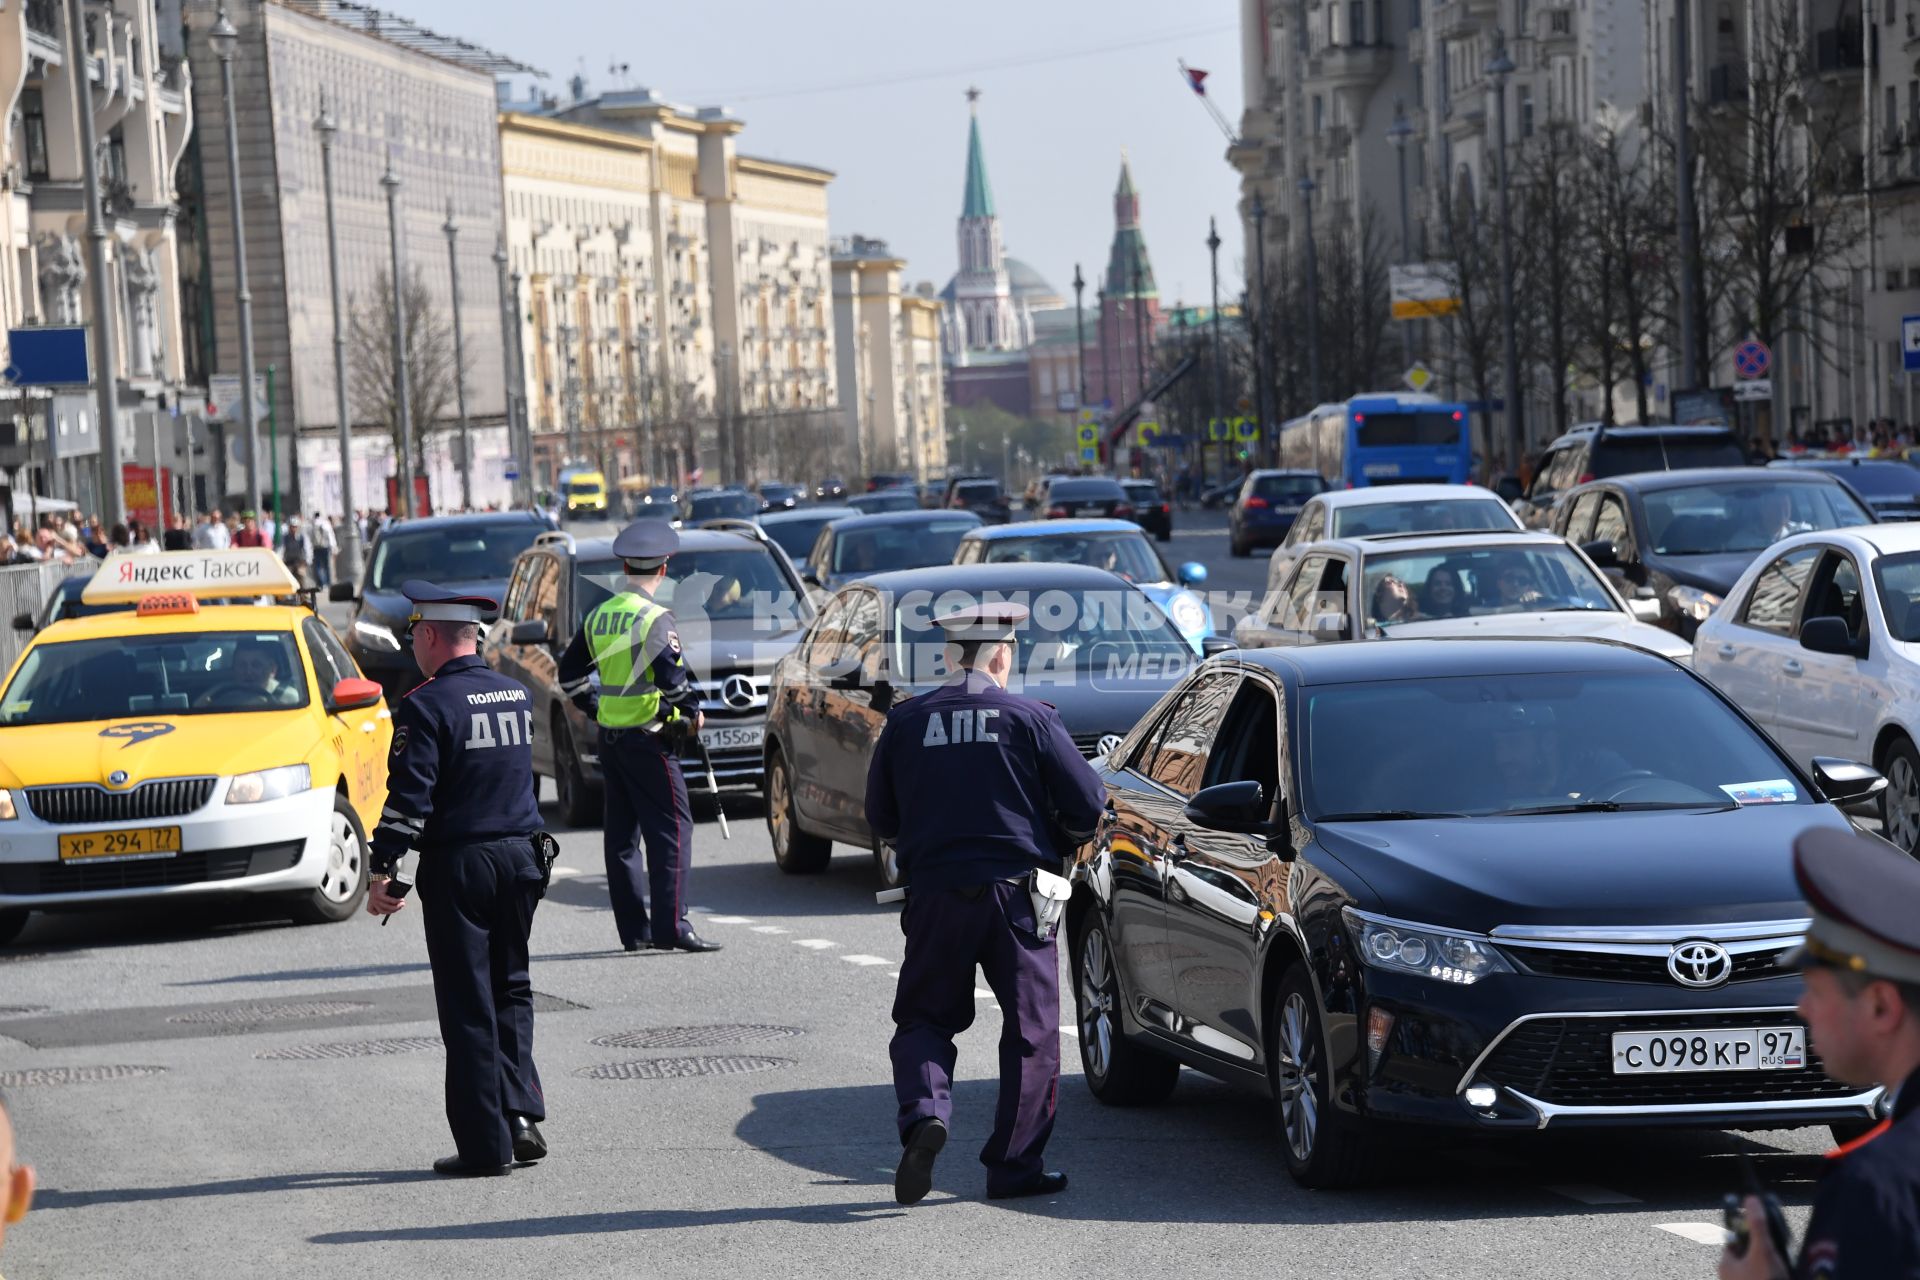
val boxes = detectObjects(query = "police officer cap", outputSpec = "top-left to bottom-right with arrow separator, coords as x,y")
933,601 -> 1030,643
1780,827 -> 1920,984
612,519 -> 679,571
400,578 -> 497,626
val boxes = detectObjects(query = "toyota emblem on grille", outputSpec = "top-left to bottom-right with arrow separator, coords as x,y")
1668,940 -> 1733,988
721,674 -> 757,710
1097,733 -> 1124,760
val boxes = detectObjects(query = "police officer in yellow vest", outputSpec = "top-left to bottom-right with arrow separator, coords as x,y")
557,521 -> 723,954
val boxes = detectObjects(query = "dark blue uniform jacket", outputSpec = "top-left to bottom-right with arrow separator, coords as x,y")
864,671 -> 1106,892
1795,1064 -> 1920,1279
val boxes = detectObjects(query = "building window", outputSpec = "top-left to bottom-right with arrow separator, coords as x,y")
1409,0 -> 1420,28
1349,0 -> 1365,42
1519,84 -> 1534,137
1413,64 -> 1424,108
1909,266 -> 1920,290
21,89 -> 46,181
1313,95 -> 1325,133
1889,268 -> 1904,291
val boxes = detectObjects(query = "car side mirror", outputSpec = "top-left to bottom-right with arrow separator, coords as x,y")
1309,611 -> 1350,642
827,668 -> 863,691
1183,782 -> 1287,856
327,582 -> 357,603
509,618 -> 550,646
870,678 -> 896,712
1494,477 -> 1525,503
1200,633 -> 1237,656
328,676 -> 383,712
1800,616 -> 1863,658
1178,561 -> 1208,587
1627,597 -> 1663,623
1580,538 -> 1621,568
1811,757 -> 1887,804
11,611 -> 32,632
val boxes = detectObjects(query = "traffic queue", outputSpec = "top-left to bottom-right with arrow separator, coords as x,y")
3,422 -> 1920,1268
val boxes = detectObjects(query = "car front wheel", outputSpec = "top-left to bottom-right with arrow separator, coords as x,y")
1880,735 -> 1920,856
1272,962 -> 1379,1188
1073,918 -> 1178,1105
767,746 -> 831,873
289,793 -> 369,925
554,715 -> 601,828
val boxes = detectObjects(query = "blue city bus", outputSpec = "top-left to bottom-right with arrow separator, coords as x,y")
1276,393 -> 1472,488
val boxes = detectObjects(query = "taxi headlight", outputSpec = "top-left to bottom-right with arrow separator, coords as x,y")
1342,908 -> 1513,985
1170,593 -> 1208,636
226,764 -> 311,806
0,788 -> 14,821
352,619 -> 402,652
1667,585 -> 1724,623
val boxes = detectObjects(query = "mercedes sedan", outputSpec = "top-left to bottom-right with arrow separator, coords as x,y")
1069,638 -> 1888,1187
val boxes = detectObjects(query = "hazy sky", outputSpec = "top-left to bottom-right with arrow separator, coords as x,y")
401,0 -> 1248,306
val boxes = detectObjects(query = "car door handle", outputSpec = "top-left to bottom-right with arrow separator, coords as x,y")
1716,644 -> 1737,660
1783,659 -> 1804,677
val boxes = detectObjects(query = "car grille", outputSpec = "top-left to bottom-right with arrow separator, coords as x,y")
1478,1011 -> 1855,1107
693,670 -> 770,716
0,840 -> 304,895
1070,731 -> 1117,759
22,777 -> 217,825
1508,947 -> 1785,986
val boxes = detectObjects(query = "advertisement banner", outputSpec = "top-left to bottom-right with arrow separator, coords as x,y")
121,464 -> 172,530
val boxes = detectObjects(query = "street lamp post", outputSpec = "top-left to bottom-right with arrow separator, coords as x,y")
1071,264 -> 1087,408
1300,174 -> 1322,408
315,90 -> 359,582
1674,0 -> 1701,391
209,7 -> 260,518
380,153 -> 417,517
1249,192 -> 1272,467
1131,256 -> 1149,410
1387,101 -> 1416,370
494,242 -> 531,508
442,200 -> 472,511
65,0 -> 125,525
1206,218 -> 1224,479
1487,36 -> 1525,478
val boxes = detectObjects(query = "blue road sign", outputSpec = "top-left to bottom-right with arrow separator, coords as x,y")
1733,339 -> 1771,380
5,326 -> 89,385
1904,317 -> 1920,372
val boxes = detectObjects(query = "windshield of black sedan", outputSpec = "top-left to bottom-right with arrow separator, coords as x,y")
0,631 -> 309,724
831,520 -> 977,575
1643,482 -> 1872,555
366,522 -> 545,591
1360,545 -> 1618,627
981,533 -> 1168,584
893,589 -> 1192,683
1303,671 -> 1799,819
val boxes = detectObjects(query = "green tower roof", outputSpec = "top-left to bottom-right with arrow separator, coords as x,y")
962,111 -> 995,220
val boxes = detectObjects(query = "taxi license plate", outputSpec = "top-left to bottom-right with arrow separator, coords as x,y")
57,826 -> 182,863
700,725 -> 764,752
1611,1027 -> 1806,1074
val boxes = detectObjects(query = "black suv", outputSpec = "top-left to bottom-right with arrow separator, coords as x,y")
1519,425 -> 1747,528
483,525 -> 814,823
332,510 -> 555,702
1073,638 -> 1886,1188
945,477 -> 1011,524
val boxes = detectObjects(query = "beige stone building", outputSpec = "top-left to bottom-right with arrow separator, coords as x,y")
831,236 -> 947,480
1,0 -> 197,518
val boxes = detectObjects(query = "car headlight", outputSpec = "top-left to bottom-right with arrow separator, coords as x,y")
1342,908 -> 1513,985
0,788 -> 14,821
226,764 -> 312,805
352,619 -> 403,652
1169,593 -> 1208,636
1667,585 -> 1723,623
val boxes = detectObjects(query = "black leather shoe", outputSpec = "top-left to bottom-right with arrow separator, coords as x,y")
986,1170 -> 1068,1200
433,1155 -> 511,1178
510,1114 -> 547,1163
653,931 -> 723,953
621,940 -> 646,953
894,1117 -> 947,1206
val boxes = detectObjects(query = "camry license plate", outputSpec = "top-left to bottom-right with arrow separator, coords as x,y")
1076,506 -> 1105,516
1611,1027 -> 1806,1074
700,725 -> 764,752
58,826 -> 182,863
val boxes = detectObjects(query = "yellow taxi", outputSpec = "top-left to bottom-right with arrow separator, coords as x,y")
0,548 -> 390,944
562,469 -> 609,517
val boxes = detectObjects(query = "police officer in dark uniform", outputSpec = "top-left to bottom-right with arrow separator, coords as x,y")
366,580 -> 549,1178
864,602 -> 1106,1205
555,520 -> 721,954
1719,827 -> 1920,1280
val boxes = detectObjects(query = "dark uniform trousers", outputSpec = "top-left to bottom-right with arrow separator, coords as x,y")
418,836 -> 546,1166
600,727 -> 692,948
890,880 -> 1060,1194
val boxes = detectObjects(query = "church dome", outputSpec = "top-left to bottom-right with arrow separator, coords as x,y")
1004,257 -> 1063,311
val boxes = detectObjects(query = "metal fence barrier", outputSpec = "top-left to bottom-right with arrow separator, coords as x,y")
0,558 -> 96,673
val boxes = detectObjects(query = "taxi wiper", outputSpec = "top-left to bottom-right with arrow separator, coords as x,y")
1314,809 -> 1469,821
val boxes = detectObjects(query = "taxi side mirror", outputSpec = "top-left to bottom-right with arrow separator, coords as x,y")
328,677 -> 383,712
327,582 -> 357,603
11,611 -> 33,632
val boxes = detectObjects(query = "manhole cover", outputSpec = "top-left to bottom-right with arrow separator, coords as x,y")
0,1064 -> 166,1086
576,1055 -> 794,1080
590,1024 -> 802,1050
0,1006 -> 47,1017
256,1037 -> 444,1061
168,1001 -> 373,1026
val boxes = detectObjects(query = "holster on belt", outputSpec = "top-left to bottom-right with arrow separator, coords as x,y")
1025,867 -> 1073,942
530,831 -> 561,900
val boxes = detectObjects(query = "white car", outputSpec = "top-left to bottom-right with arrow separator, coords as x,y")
1235,531 -> 1693,662
1265,483 -> 1524,594
1692,524 -> 1920,851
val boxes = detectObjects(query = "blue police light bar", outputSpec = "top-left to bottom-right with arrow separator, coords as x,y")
5,326 -> 90,386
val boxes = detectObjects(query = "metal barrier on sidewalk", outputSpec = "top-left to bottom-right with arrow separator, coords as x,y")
0,558 -> 96,672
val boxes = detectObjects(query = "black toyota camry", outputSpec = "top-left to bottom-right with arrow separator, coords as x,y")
1070,637 -> 1891,1187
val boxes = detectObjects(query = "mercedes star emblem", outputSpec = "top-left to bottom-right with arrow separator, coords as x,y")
720,674 -> 757,711
1667,939 -> 1734,988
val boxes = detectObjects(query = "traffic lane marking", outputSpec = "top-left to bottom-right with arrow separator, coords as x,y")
840,955 -> 891,966
1657,1223 -> 1729,1246
703,915 -> 754,924
794,939 -> 838,950
750,925 -> 789,934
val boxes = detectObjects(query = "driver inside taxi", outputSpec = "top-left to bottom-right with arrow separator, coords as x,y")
196,641 -> 299,708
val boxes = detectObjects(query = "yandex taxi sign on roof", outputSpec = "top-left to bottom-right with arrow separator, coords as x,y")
81,548 -> 299,604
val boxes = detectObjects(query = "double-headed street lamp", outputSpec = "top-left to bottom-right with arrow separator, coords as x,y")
314,91 -> 359,581
1071,264 -> 1087,408
381,154 -> 417,518
209,7 -> 261,518
1248,192 -> 1271,467
1206,218 -> 1225,473
442,200 -> 473,512
1486,35 -> 1525,479
1300,174 -> 1322,409
1387,101 -> 1416,369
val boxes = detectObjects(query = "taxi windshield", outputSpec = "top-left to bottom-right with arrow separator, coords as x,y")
0,631 -> 309,725
981,533 -> 1168,583
1360,544 -> 1618,628
1302,671 -> 1797,818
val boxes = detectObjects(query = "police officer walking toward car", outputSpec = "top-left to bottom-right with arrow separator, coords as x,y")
865,602 -> 1106,1205
1718,827 -> 1920,1279
366,580 -> 552,1177
556,521 -> 722,954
